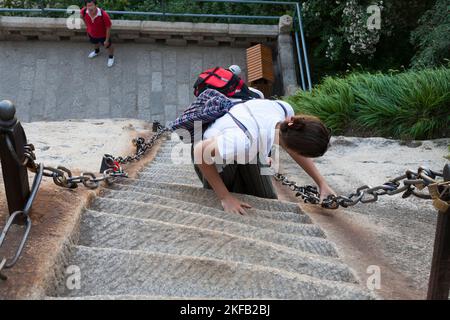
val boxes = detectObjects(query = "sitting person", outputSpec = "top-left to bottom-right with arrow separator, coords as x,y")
192,98 -> 336,214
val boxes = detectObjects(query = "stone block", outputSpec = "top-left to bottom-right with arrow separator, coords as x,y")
198,39 -> 219,47
166,38 -> 187,47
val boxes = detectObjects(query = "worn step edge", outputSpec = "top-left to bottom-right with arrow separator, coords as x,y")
136,172 -> 203,186
106,179 -> 303,215
92,196 -> 318,236
79,210 -> 344,272
79,210 -> 355,282
46,295 -> 235,300
141,168 -> 196,176
90,197 -> 325,238
54,246 -> 373,299
101,187 -> 310,224
124,179 -> 302,214
81,209 -> 338,258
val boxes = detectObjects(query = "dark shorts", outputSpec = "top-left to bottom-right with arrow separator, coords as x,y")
88,35 -> 112,48
190,146 -> 277,199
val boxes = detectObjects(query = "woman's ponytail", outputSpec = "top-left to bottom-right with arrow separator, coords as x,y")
279,115 -> 331,158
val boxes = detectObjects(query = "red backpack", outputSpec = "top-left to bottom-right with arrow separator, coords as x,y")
193,67 -> 247,98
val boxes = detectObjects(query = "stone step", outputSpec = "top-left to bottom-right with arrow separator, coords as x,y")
82,205 -> 331,257
143,162 -> 197,172
91,196 -> 318,236
141,168 -> 197,177
101,186 -> 308,224
54,246 -> 372,299
47,295 -> 216,300
80,208 -> 336,258
150,158 -> 192,166
140,163 -> 197,177
90,197 -> 324,238
78,210 -> 353,281
111,179 -> 301,214
157,145 -> 188,153
151,149 -> 182,155
136,172 -> 203,186
152,152 -> 192,162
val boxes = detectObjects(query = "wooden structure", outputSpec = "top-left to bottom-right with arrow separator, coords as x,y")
246,44 -> 275,98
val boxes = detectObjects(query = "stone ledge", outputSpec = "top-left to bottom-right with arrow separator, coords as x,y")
0,16 -> 279,45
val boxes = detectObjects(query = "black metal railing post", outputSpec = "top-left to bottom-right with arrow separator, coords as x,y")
427,164 -> 450,300
0,100 -> 30,216
427,207 -> 450,300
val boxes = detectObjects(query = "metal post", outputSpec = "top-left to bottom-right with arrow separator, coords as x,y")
295,3 -> 312,91
294,29 -> 306,91
427,164 -> 450,300
0,100 -> 30,215
162,0 -> 166,21
152,121 -> 161,132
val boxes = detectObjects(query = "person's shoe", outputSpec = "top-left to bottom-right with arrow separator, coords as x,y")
107,56 -> 115,67
88,51 -> 99,59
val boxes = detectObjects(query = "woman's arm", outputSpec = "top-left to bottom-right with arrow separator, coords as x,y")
193,138 -> 251,214
285,148 -> 336,202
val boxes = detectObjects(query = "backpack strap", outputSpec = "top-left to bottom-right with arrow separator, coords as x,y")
226,110 -> 253,142
275,101 -> 288,117
198,67 -> 220,87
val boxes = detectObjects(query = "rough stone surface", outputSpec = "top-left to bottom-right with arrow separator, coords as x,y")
277,136 -> 450,299
277,34 -> 299,96
49,137 -> 374,299
279,15 -> 293,34
0,41 -> 251,125
55,246 -> 372,299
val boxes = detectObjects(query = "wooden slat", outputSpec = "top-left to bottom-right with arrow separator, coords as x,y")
246,43 -> 274,83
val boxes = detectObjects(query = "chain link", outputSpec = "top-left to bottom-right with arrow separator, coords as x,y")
275,165 -> 450,210
29,126 -> 170,190
113,125 -> 170,165
0,125 -> 169,279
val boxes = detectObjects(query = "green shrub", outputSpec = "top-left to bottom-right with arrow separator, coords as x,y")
285,67 -> 450,140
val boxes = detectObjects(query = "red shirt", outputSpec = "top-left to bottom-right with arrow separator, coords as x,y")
81,7 -> 112,39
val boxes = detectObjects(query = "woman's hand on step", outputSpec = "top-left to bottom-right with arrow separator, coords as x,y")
221,195 -> 252,215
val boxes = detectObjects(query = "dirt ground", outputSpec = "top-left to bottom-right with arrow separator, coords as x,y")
0,119 -> 162,299
275,135 -> 449,299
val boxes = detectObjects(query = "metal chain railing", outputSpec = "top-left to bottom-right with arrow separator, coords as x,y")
274,165 -> 450,212
0,123 -> 170,280
0,160 -> 43,281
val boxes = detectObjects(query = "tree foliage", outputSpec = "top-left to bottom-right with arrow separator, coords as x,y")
410,0 -> 450,69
